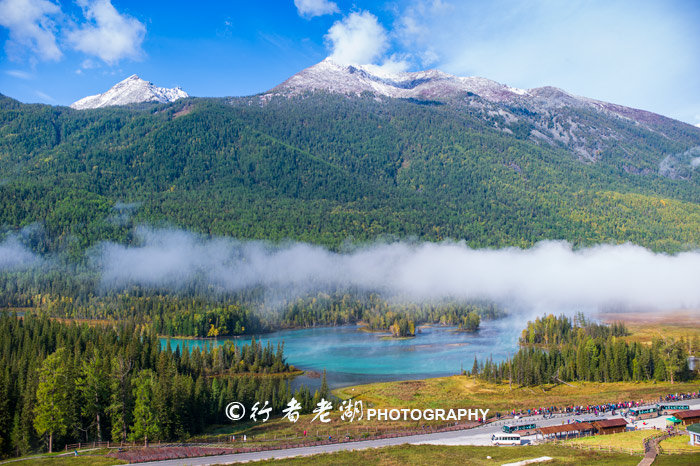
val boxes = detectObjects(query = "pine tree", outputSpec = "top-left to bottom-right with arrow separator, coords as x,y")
10,369 -> 38,456
108,355 -> 132,443
129,370 -> 159,445
76,350 -> 109,442
33,349 -> 72,453
0,367 -> 11,455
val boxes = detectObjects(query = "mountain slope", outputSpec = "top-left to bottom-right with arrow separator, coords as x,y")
270,60 -> 700,165
70,75 -> 188,109
0,60 -> 699,255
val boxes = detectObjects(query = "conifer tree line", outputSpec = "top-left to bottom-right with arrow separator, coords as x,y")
0,271 -> 497,337
283,294 -> 487,335
0,313 -> 328,457
471,314 -> 698,386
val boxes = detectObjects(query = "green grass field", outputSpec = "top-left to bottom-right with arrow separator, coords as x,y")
565,429 -> 663,454
660,434 -> 700,454
249,444 -> 641,465
652,453 -> 700,465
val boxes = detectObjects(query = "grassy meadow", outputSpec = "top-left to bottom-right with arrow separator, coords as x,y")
250,444 -> 642,465
333,377 -> 700,413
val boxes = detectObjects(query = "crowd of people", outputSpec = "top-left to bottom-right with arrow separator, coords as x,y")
498,391 -> 699,420
661,392 -> 697,402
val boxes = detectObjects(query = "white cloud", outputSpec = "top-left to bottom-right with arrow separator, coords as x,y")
0,0 -> 62,61
391,0 -> 700,123
0,0 -> 147,65
361,55 -> 410,75
5,69 -> 34,79
294,0 -> 339,18
325,11 -> 389,66
99,228 -> 700,313
68,0 -> 146,64
418,49 -> 439,67
80,58 -> 98,69
34,89 -> 54,101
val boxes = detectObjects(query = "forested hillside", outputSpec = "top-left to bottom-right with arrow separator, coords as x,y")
0,312 -> 324,456
1,92 -> 699,256
1,89 -> 699,335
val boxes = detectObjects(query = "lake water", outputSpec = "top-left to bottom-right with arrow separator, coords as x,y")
162,320 -> 520,390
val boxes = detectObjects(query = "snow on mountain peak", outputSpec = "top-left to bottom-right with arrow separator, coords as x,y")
70,75 -> 188,110
268,58 -> 530,102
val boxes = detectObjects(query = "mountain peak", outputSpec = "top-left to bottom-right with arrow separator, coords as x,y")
268,59 -> 529,102
265,59 -> 698,163
70,75 -> 188,110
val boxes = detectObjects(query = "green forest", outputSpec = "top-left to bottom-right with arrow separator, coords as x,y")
472,314 -> 698,386
1,92 -> 699,258
1,91 -> 698,337
0,312 -> 332,456
0,267 -> 497,337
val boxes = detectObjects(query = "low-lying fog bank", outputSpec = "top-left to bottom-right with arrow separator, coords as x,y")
4,226 -> 697,315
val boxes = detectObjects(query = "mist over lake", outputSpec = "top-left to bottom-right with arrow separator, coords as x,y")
164,320 -> 521,390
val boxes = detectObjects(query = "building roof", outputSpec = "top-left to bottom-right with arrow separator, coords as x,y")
593,418 -> 628,429
537,422 -> 594,435
687,423 -> 700,435
672,409 -> 700,420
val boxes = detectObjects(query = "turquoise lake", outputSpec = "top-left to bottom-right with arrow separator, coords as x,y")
162,320 -> 520,390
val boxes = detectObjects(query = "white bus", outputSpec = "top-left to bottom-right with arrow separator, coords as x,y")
491,433 -> 522,445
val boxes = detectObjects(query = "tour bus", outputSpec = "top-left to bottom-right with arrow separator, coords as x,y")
502,423 -> 536,433
628,406 -> 658,421
657,404 -> 690,415
491,433 -> 522,445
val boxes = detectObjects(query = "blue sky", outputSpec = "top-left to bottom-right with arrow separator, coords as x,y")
1,0 -> 699,125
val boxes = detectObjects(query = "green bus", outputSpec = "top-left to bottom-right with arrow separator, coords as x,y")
629,406 -> 658,420
630,407 -> 657,415
657,404 -> 690,413
502,423 -> 536,433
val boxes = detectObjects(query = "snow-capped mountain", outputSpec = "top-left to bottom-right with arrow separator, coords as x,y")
70,75 -> 188,110
270,58 -> 530,102
268,58 -> 696,162
269,58 -> 663,122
